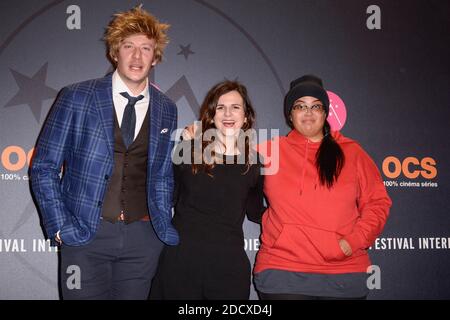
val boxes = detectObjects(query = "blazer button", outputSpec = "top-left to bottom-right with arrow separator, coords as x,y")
104,175 -> 109,180
97,201 -> 102,207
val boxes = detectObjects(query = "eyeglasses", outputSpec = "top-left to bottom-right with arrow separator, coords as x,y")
292,104 -> 324,114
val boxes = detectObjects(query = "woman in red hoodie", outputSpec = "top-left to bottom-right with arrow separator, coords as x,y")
254,75 -> 391,300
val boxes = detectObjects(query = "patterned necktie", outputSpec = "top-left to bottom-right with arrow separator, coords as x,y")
120,92 -> 144,149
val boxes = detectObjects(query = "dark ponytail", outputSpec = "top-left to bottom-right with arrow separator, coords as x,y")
315,121 -> 345,188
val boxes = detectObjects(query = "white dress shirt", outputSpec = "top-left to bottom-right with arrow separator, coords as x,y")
112,70 -> 149,140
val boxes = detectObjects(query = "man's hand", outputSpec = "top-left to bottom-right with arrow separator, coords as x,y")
55,231 -> 62,245
339,239 -> 352,256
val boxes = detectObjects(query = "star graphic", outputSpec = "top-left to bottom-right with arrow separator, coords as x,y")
11,199 -> 36,235
5,62 -> 58,123
177,44 -> 195,60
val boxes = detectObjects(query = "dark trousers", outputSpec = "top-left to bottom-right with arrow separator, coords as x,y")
60,219 -> 163,300
258,292 -> 367,300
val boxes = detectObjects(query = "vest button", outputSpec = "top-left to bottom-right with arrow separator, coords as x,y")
104,175 -> 109,180
97,201 -> 102,207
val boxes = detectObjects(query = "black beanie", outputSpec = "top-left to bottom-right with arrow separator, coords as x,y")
284,75 -> 330,119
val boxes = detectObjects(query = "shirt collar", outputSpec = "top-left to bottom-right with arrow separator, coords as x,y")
112,70 -> 149,101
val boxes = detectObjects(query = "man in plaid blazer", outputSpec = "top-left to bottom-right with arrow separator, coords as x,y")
31,6 -> 178,299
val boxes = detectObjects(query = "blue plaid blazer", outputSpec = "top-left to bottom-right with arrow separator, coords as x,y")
31,74 -> 179,246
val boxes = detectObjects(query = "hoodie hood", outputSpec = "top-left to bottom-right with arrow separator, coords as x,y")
286,129 -> 355,147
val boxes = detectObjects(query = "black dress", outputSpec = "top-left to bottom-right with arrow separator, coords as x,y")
150,141 -> 265,300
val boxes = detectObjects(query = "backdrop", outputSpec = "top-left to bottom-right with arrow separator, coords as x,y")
0,0 -> 449,299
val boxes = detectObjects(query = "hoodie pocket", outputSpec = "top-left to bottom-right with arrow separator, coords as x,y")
270,224 -> 347,265
299,225 -> 347,262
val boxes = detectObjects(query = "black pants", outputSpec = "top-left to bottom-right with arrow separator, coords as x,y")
258,291 -> 367,300
60,219 -> 163,300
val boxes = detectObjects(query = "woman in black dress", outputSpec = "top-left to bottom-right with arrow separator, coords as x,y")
150,80 -> 264,299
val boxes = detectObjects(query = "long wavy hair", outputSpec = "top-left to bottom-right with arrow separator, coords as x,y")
192,80 -> 256,176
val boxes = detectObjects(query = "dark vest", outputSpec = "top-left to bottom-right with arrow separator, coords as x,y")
101,106 -> 150,223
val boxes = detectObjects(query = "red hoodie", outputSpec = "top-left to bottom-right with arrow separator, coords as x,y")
254,130 -> 391,274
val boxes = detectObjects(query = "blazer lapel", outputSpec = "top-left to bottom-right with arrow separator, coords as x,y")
148,84 -> 162,166
94,74 -> 115,158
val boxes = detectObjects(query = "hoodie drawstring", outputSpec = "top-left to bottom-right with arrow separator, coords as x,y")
299,139 -> 309,196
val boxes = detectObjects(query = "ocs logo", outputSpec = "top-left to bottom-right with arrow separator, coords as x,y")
382,156 -> 437,179
1,146 -> 34,171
